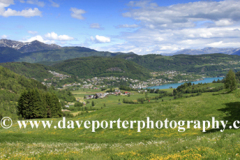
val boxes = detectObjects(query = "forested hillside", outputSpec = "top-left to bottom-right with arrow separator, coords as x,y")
0,47 -> 22,63
0,46 -> 126,63
117,53 -> 240,76
0,65 -> 76,119
0,62 -> 69,81
0,65 -> 47,119
52,57 -> 151,80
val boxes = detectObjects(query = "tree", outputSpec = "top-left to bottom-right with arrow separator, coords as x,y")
45,93 -> 52,118
17,89 -> 62,119
173,89 -> 177,96
50,93 -> 63,118
224,69 -> 237,92
17,89 -> 47,119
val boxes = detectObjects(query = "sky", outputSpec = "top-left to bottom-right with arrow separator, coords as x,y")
1,0 -> 240,54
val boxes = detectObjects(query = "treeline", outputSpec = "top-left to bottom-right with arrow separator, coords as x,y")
18,89 -> 62,119
173,82 -> 224,97
212,79 -> 224,83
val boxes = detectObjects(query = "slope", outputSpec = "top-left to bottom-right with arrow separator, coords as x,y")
0,62 -> 69,81
1,85 -> 240,159
52,56 -> 151,80
116,53 -> 240,76
16,47 -> 125,63
0,65 -> 47,119
0,47 -> 22,63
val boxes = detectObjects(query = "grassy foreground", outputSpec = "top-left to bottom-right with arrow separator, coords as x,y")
1,86 -> 240,159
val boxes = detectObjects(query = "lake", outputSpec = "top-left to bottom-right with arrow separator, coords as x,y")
147,77 -> 224,89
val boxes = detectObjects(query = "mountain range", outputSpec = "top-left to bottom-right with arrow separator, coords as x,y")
0,39 -> 61,53
1,38 -> 240,80
163,47 -> 240,56
0,39 -> 130,63
1,39 -> 240,64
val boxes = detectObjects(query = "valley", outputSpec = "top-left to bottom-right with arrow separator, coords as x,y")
0,39 -> 240,159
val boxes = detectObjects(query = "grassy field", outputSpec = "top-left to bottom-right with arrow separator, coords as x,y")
1,84 -> 240,159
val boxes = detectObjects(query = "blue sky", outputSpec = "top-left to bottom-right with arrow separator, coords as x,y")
1,0 -> 240,54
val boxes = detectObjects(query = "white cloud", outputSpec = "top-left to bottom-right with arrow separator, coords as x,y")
91,35 -> 111,43
100,0 -> 240,54
49,0 -> 59,7
70,8 -> 86,20
123,0 -> 240,29
26,0 -> 45,7
23,35 -> 51,43
22,32 -> 74,44
1,35 -> 7,39
207,41 -> 240,48
28,30 -> 38,34
215,19 -> 233,26
1,7 -> 41,17
45,32 -> 74,41
90,23 -> 103,29
0,0 -> 42,17
116,24 -> 139,28
0,0 -> 14,14
0,0 -> 14,5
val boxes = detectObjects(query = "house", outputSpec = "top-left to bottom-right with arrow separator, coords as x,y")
95,93 -> 103,99
124,92 -> 130,95
85,95 -> 94,99
115,92 -> 121,95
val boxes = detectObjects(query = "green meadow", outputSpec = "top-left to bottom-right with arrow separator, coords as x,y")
1,84 -> 240,159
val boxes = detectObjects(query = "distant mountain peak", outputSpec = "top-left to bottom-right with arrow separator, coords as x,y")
0,39 -> 61,53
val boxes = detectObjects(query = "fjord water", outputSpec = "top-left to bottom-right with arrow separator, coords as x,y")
148,77 -> 224,89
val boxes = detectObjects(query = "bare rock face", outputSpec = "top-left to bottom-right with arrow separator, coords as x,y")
0,39 -> 61,53
0,39 -> 25,50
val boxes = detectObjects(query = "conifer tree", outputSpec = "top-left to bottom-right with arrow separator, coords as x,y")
51,93 -> 63,117
17,89 -> 62,119
45,93 -> 53,118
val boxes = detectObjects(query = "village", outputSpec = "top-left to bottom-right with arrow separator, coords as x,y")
84,89 -> 131,100
40,69 -> 203,90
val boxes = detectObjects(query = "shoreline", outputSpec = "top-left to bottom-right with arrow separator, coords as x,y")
147,77 -> 224,89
